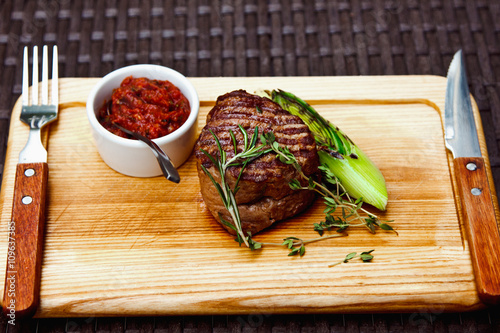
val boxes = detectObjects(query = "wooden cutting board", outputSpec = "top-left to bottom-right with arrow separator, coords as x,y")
0,76 -> 498,317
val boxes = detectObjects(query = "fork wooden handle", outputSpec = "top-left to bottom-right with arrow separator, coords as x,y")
454,157 -> 500,305
3,162 -> 48,318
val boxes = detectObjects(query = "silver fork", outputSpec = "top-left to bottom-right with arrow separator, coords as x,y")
19,45 -> 59,163
2,45 -> 58,318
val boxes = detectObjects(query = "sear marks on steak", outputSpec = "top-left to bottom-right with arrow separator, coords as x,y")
195,90 -> 319,235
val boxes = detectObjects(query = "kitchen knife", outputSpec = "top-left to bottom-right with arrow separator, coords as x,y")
445,49 -> 500,305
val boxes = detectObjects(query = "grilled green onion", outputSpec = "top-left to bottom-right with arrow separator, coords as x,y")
269,89 -> 388,211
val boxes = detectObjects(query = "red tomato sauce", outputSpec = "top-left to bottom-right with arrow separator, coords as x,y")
97,76 -> 191,140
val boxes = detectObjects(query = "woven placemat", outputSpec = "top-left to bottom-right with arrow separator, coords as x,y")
1,0 -> 500,332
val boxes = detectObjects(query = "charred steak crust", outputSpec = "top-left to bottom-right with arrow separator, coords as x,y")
195,90 -> 319,235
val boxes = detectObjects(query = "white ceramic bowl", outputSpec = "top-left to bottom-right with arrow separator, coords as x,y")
86,64 -> 199,177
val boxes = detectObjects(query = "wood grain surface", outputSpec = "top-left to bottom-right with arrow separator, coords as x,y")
0,76 -> 498,317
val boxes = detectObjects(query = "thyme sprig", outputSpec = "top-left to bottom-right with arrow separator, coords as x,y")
279,234 -> 347,256
329,250 -> 375,267
261,132 -> 396,236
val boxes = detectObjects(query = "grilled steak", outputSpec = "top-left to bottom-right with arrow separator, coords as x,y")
195,90 -> 319,235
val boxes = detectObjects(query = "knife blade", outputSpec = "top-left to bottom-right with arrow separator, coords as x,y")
445,50 -> 500,305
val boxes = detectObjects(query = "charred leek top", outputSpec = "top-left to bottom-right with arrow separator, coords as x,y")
269,89 -> 388,211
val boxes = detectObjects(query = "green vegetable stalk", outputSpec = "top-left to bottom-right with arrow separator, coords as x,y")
269,89 -> 388,211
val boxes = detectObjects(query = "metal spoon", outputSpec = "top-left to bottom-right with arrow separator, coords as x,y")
113,123 -> 181,183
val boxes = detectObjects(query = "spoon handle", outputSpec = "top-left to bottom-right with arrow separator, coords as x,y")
112,123 -> 180,183
148,140 -> 181,183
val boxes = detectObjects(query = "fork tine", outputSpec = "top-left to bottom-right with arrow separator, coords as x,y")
52,45 -> 58,106
22,46 -> 29,106
32,46 -> 39,106
42,45 -> 48,105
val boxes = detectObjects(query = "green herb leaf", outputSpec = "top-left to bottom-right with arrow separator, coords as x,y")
289,179 -> 302,190
247,233 -> 262,250
360,250 -> 375,262
379,223 -> 398,235
344,252 -> 357,262
229,129 -> 238,155
330,250 -> 375,267
219,213 -> 237,232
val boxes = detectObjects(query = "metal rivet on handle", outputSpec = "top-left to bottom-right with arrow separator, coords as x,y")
22,196 -> 33,205
24,168 -> 35,177
471,188 -> 482,196
466,163 -> 477,171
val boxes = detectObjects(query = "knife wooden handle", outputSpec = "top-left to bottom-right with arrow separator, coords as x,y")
454,157 -> 500,305
3,163 -> 48,318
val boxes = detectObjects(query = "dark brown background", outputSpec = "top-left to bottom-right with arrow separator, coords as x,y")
1,0 -> 500,332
